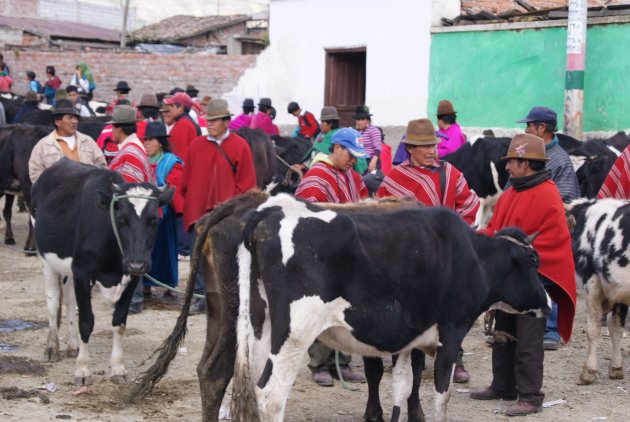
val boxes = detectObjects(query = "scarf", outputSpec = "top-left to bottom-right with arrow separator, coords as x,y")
510,169 -> 552,192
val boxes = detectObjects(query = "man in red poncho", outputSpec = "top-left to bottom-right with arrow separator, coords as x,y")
597,144 -> 630,199
470,133 -> 576,417
179,99 -> 257,314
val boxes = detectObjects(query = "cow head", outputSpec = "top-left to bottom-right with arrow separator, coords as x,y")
98,183 -> 174,275
488,228 -> 551,318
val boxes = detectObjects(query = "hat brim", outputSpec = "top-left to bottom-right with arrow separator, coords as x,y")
51,109 -> 80,117
352,113 -> 372,119
515,117 -> 535,123
347,148 -> 368,158
141,134 -> 170,140
501,154 -> 549,161
107,118 -> 140,125
202,113 -> 233,120
403,138 -> 442,146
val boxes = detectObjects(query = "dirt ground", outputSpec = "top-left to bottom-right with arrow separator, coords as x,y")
0,203 -> 629,422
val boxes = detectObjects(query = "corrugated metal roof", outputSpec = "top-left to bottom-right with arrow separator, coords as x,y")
0,16 -> 120,43
129,14 -> 249,43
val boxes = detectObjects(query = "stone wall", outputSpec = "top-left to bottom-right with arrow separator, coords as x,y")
2,49 -> 257,103
461,0 -> 630,14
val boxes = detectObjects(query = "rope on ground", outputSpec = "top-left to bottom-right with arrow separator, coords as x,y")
334,350 -> 360,392
0,242 -> 37,255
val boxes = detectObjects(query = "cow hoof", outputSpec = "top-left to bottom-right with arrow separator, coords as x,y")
110,374 -> 128,384
67,348 -> 79,358
577,368 -> 597,385
74,376 -> 92,386
609,367 -> 624,379
4,238 -> 15,245
44,348 -> 61,362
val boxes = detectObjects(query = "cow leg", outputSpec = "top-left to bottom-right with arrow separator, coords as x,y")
3,194 -> 15,245
608,304 -> 626,380
578,276 -> 604,385
363,357 -> 385,422
407,349 -> 426,422
198,292 -> 236,422
109,275 -> 139,384
42,260 -> 62,362
62,276 -> 80,358
391,351 -> 414,422
24,218 -> 35,252
432,337 -> 462,422
74,273 -> 95,386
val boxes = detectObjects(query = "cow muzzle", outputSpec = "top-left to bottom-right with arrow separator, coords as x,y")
126,260 -> 148,275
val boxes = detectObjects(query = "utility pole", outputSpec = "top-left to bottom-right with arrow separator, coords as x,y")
563,0 -> 587,140
120,0 -> 130,49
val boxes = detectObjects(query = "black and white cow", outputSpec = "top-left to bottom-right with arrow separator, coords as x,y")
566,198 -> 630,385
31,158 -> 172,386
132,192 -> 550,422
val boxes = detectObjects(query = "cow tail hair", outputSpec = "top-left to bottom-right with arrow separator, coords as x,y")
129,217 -> 214,403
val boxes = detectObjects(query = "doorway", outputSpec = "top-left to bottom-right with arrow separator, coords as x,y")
324,48 -> 366,127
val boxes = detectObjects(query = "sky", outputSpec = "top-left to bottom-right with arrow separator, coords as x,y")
86,0 -> 270,27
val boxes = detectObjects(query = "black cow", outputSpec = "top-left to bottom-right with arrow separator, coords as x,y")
0,124 -> 50,249
0,94 -> 23,123
566,198 -> 630,385
31,159 -> 173,386
132,192 -> 550,422
235,127 -> 278,189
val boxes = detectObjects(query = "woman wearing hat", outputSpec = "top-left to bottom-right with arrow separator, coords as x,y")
13,91 -> 40,123
376,118 -> 479,224
436,100 -> 466,157
133,121 -> 184,309
249,97 -> 278,136
228,98 -> 255,131
105,80 -> 133,116
353,105 -> 382,173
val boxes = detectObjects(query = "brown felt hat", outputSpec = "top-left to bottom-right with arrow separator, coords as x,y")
436,100 -> 456,116
24,91 -> 39,103
51,99 -> 79,117
403,118 -> 441,146
320,106 -> 339,121
201,99 -> 233,120
138,93 -> 159,108
502,133 -> 548,162
54,88 -> 69,102
108,105 -> 139,125
200,95 -> 212,106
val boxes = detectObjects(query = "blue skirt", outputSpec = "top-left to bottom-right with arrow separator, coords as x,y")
144,206 -> 178,288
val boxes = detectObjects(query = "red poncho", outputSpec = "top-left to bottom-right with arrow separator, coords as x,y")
376,160 -> 480,225
481,180 -> 576,343
179,132 -> 257,230
598,145 -> 630,199
295,160 -> 368,204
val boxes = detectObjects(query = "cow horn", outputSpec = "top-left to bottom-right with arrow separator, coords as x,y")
525,232 -> 540,244
111,183 -> 123,193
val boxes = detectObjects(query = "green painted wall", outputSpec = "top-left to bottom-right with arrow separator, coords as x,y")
428,24 -> 630,132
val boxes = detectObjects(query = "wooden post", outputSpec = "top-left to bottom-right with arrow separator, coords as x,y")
563,0 -> 587,140
120,0 -> 130,49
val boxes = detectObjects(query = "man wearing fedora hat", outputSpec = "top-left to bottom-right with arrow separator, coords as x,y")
162,92 -> 200,160
108,105 -> 154,184
377,118 -> 480,225
353,105 -> 382,173
249,97 -> 278,136
180,99 -> 257,314
472,133 -> 576,417
105,80 -> 133,116
294,127 -> 368,386
13,91 -> 40,123
228,98 -> 255,131
436,100 -> 466,157
29,99 -> 106,183
516,106 -> 579,351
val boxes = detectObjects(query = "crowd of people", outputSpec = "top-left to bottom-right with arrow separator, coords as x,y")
16,62 -> 630,417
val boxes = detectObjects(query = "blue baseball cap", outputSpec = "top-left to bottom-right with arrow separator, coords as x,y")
330,128 -> 368,158
516,106 -> 557,125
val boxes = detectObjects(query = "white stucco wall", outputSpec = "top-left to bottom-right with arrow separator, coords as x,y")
225,0 -> 435,127
431,0 -> 460,26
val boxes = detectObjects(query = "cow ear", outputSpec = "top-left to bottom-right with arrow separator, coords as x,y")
96,190 -> 112,209
157,186 -> 175,206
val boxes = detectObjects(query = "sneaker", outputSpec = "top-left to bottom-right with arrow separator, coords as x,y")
505,401 -> 542,416
543,338 -> 559,351
453,365 -> 470,383
312,369 -> 334,387
335,365 -> 366,383
190,297 -> 206,315
470,387 -> 518,401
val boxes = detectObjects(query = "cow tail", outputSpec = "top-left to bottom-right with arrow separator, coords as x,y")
129,216 -> 214,402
